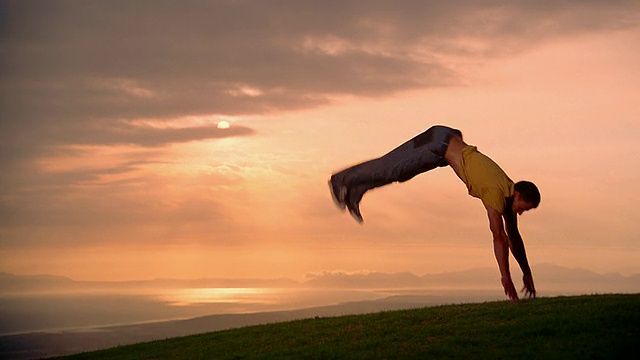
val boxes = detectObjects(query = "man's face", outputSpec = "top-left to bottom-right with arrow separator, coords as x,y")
512,192 -> 535,215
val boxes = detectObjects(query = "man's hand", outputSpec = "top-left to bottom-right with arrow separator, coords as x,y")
522,273 -> 536,298
504,208 -> 536,301
501,276 -> 519,302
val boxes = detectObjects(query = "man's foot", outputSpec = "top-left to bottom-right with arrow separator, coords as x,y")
346,188 -> 364,224
347,203 -> 363,223
328,178 -> 347,211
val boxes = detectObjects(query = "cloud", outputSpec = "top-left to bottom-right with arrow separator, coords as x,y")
0,158 -> 234,247
65,123 -> 256,147
2,1 -> 638,153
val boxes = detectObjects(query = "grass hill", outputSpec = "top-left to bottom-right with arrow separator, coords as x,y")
54,294 -> 638,359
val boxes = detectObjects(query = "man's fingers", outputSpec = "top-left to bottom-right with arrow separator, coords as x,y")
522,275 -> 536,298
507,284 -> 519,302
501,278 -> 519,302
520,285 -> 536,299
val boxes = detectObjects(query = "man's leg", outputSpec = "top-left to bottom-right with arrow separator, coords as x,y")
338,148 -> 441,223
329,125 -> 460,222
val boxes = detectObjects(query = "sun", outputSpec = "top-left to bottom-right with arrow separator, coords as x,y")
217,121 -> 230,129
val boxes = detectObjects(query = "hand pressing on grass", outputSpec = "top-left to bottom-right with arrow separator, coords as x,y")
522,273 -> 536,298
501,276 -> 519,302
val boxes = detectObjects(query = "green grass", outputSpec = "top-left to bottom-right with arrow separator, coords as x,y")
55,294 -> 639,359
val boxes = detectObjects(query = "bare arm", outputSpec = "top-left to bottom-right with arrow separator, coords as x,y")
487,206 -> 518,302
504,212 -> 536,298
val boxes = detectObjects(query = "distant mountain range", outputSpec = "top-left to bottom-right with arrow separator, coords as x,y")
302,263 -> 640,294
2,263 -> 639,295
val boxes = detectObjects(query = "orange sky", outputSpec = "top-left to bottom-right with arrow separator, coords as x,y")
1,1 -> 639,282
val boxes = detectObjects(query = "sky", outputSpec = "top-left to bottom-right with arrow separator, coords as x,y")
1,0 -> 639,282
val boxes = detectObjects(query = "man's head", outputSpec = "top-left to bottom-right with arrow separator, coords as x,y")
512,181 -> 540,215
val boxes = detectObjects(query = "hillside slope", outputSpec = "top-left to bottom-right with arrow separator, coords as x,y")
49,294 -> 640,360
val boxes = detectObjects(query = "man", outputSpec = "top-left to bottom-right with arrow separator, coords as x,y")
328,125 -> 540,301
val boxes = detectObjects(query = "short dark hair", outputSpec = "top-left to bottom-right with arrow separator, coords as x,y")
515,181 -> 540,208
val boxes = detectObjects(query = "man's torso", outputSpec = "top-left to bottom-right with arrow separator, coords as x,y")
445,137 -> 514,213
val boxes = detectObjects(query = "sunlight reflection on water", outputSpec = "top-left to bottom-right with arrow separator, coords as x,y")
155,287 -> 390,308
158,287 -> 275,306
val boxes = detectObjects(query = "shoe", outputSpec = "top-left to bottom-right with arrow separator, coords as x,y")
328,178 -> 347,211
348,206 -> 363,224
346,191 -> 364,224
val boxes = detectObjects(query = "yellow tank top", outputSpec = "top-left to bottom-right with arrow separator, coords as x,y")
459,146 -> 514,214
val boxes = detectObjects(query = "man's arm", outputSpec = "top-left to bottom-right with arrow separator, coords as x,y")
487,206 -> 518,302
504,212 -> 536,298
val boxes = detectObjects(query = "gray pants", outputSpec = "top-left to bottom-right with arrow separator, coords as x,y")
332,125 -> 462,205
